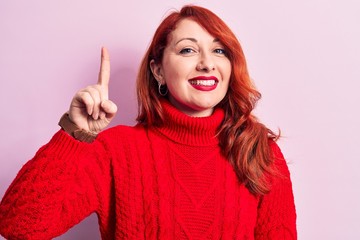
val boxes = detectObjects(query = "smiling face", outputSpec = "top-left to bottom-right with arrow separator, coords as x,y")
150,18 -> 232,117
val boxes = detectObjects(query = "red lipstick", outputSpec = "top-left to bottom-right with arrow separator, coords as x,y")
188,76 -> 219,91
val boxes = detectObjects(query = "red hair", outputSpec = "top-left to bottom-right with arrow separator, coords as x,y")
136,5 -> 278,195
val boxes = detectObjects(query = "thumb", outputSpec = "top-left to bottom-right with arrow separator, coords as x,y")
101,99 -> 117,120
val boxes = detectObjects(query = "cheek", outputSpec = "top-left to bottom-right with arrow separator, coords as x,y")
163,60 -> 192,82
221,62 -> 232,83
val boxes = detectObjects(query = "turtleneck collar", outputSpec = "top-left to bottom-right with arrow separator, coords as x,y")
154,99 -> 225,146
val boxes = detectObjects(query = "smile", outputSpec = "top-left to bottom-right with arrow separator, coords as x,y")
189,79 -> 217,86
188,76 -> 219,91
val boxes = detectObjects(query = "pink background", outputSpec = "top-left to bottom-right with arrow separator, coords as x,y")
1,0 -> 359,239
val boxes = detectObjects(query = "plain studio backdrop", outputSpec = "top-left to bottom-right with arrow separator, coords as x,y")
1,0 -> 359,239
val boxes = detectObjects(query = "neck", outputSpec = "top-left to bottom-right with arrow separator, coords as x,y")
154,100 -> 224,146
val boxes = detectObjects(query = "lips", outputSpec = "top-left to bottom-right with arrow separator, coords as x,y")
188,76 -> 219,91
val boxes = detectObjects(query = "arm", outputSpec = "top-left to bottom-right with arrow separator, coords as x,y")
0,130 -> 112,239
254,142 -> 297,240
0,47 -> 117,239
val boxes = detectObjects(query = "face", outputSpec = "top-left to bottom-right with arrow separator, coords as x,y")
151,18 -> 232,117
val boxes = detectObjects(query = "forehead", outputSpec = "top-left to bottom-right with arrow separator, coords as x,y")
168,18 -> 215,42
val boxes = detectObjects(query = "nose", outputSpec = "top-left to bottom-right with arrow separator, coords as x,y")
196,52 -> 215,71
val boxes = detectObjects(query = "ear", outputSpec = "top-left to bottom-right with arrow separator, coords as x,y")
150,59 -> 164,84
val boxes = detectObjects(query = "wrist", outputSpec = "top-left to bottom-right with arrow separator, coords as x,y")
58,113 -> 97,143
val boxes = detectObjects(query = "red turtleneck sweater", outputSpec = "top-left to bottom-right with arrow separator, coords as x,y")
0,100 -> 297,239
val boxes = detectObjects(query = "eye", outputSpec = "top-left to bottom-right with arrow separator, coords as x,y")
214,48 -> 227,55
179,48 -> 195,54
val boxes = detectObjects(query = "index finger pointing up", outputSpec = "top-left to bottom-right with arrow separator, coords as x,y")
98,47 -> 111,87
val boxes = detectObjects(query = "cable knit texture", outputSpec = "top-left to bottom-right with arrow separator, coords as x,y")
0,100 -> 296,239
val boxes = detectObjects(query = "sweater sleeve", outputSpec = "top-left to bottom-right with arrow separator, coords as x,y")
254,141 -> 297,240
0,130 -> 112,240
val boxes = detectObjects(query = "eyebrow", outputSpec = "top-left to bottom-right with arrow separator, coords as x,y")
175,37 -> 220,45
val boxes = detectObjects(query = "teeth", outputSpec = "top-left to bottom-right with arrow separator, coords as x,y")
189,80 -> 216,86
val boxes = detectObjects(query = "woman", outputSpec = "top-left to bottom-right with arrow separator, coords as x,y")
0,5 -> 296,239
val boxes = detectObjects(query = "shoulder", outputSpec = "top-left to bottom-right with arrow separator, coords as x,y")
88,124 -> 150,160
95,124 -> 150,148
98,124 -> 146,139
268,140 -> 285,160
267,140 -> 293,188
102,124 -> 146,135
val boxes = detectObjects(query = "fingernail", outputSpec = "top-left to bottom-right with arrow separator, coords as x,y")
100,112 -> 106,120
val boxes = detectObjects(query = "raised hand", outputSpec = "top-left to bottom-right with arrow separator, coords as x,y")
68,47 -> 118,134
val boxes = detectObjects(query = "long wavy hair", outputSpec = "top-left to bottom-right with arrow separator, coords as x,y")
136,5 -> 278,195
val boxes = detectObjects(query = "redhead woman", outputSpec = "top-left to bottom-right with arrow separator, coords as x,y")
0,5 -> 296,239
